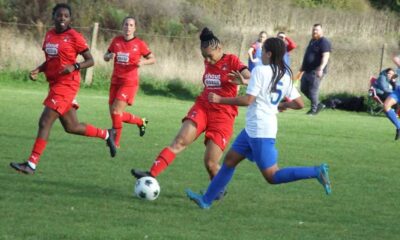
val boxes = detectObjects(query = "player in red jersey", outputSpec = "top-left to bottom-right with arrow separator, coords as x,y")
104,16 -> 156,148
131,28 -> 251,192
9,3 -> 117,175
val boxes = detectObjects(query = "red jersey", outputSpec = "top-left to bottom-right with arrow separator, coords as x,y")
197,53 -> 247,116
108,36 -> 151,86
42,28 -> 89,91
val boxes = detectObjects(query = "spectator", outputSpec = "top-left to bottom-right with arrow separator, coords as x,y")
300,24 -> 331,115
373,68 -> 398,101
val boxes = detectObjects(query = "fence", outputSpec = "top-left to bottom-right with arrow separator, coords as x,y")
0,21 -> 398,94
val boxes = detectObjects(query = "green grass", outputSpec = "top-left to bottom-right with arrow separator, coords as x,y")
0,81 -> 399,240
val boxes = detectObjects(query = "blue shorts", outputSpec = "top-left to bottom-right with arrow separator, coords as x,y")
389,86 -> 400,102
231,129 -> 277,170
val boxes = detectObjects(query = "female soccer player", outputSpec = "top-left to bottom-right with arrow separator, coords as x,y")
104,17 -> 156,148
131,28 -> 251,190
186,38 -> 331,209
10,3 -> 117,175
248,31 -> 267,72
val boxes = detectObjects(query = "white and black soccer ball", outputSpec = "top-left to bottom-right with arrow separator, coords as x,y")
134,176 -> 160,201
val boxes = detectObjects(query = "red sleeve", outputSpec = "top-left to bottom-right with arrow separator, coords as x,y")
107,37 -> 117,53
74,31 -> 89,53
231,54 -> 247,72
285,36 -> 297,52
140,40 -> 151,57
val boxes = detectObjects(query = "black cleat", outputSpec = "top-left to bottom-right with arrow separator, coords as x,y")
106,129 -> 117,157
138,118 -> 148,137
10,162 -> 35,175
395,129 -> 400,141
131,169 -> 151,179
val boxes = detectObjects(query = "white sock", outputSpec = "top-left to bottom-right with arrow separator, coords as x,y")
27,161 -> 36,170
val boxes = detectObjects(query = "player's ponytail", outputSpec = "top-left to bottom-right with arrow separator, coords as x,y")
263,38 -> 292,93
200,27 -> 220,49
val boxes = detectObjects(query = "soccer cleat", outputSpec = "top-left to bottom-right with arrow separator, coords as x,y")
395,129 -> 400,141
185,189 -> 211,209
106,129 -> 117,157
317,163 -> 331,195
131,169 -> 151,179
138,118 -> 148,137
200,188 -> 227,201
10,162 -> 35,175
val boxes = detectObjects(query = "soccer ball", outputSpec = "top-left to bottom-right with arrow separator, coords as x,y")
134,176 -> 160,201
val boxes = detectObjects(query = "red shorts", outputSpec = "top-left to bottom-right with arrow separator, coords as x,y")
109,83 -> 138,105
43,88 -> 79,116
183,102 -> 235,151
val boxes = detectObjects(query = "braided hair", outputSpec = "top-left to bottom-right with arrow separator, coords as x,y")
263,37 -> 292,93
200,27 -> 220,49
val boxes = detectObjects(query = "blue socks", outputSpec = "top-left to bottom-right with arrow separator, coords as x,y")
385,109 -> 400,129
272,166 -> 318,184
203,164 -> 235,204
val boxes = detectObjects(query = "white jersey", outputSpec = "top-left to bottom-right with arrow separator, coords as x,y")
245,65 -> 300,138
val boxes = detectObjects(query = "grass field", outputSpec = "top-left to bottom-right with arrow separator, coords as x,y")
0,82 -> 399,240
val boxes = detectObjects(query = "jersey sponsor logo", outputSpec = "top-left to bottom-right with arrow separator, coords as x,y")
204,73 -> 221,88
45,43 -> 59,56
116,52 -> 130,63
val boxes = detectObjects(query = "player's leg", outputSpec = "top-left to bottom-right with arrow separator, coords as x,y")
132,119 -> 199,179
59,108 -> 117,157
10,107 -> 59,174
383,95 -> 400,140
203,140 -> 224,179
255,139 -> 331,194
110,99 -> 128,147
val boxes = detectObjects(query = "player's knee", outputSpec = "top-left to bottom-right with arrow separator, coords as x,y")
205,161 -> 219,173
265,175 -> 275,184
171,136 -> 188,152
63,123 -> 78,134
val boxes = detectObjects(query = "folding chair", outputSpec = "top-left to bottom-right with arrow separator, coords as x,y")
367,76 -> 384,115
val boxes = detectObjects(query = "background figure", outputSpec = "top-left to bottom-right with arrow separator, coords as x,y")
10,3 -> 116,175
300,24 -> 331,115
277,31 -> 297,67
186,38 -> 331,209
373,68 -> 398,101
131,28 -> 250,196
104,16 -> 156,148
393,53 -> 400,76
247,31 -> 267,72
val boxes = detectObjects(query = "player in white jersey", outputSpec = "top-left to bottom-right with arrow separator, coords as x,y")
186,37 -> 332,209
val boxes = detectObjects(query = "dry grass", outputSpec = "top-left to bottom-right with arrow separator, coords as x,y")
1,0 -> 399,94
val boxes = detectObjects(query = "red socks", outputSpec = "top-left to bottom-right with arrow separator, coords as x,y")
112,113 -> 123,147
28,138 -> 47,165
122,112 -> 143,125
150,148 -> 176,177
84,124 -> 108,139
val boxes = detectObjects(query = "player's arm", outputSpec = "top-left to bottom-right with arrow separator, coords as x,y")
60,49 -> 94,75
104,50 -> 115,62
138,53 -> 156,66
247,47 -> 257,62
29,62 -> 46,81
229,68 -> 251,85
285,36 -> 297,52
208,93 -> 256,106
278,96 -> 304,111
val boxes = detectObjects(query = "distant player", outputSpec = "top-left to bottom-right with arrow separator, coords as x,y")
10,3 -> 117,175
131,28 -> 251,196
385,53 -> 400,140
186,37 -> 331,209
104,16 -> 156,148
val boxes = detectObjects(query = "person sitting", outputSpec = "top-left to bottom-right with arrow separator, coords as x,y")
373,68 -> 398,101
